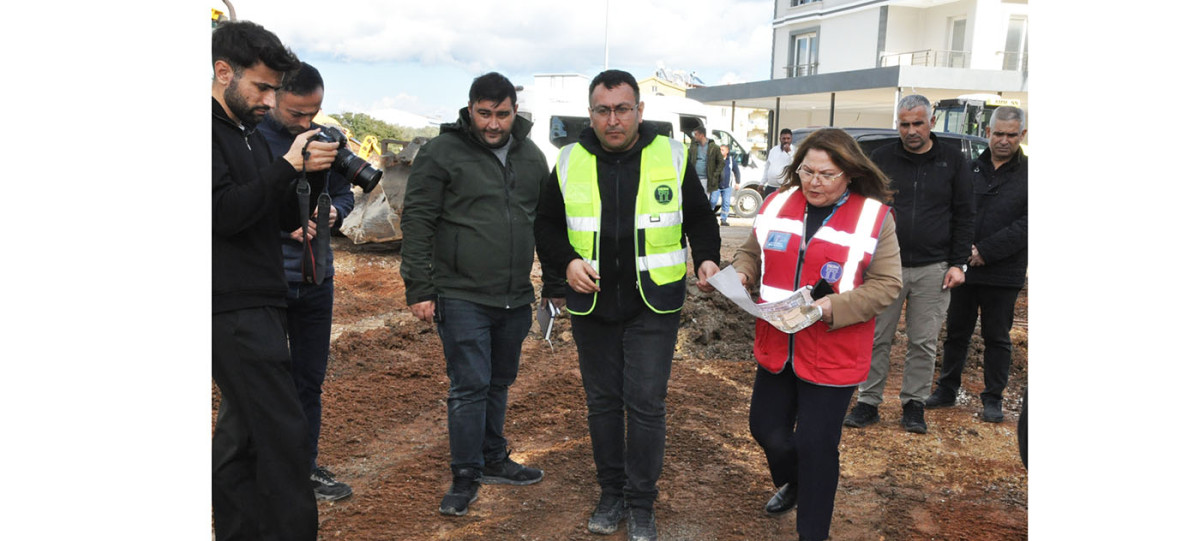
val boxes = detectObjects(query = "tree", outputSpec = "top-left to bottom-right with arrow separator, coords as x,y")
329,112 -> 439,144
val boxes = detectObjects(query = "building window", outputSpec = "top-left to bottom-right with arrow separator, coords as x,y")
947,17 -> 968,67
789,32 -> 818,77
790,0 -> 818,6
1002,16 -> 1028,71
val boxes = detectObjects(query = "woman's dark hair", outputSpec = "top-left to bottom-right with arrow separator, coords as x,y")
783,128 -> 893,203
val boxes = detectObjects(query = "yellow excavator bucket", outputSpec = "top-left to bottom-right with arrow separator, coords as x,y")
357,134 -> 382,159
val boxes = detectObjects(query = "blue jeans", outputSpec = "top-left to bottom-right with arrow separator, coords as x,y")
571,310 -> 680,510
436,297 -> 532,473
709,186 -> 733,221
286,279 -> 335,470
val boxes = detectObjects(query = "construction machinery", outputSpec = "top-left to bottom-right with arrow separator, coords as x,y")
932,94 -> 1021,138
337,137 -> 427,244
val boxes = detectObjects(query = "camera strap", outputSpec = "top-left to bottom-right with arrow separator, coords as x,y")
311,191 -> 331,285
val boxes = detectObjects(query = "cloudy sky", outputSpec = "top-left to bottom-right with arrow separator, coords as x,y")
217,0 -> 776,124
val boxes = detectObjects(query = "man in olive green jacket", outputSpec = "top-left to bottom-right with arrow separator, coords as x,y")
688,126 -> 724,195
400,72 -> 549,517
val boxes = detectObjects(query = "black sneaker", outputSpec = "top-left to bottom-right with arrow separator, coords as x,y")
587,493 -> 626,534
627,506 -> 657,541
981,399 -> 1004,423
311,467 -> 353,501
764,483 -> 797,516
482,452 -> 544,485
720,220 -> 730,226
438,468 -> 481,516
902,400 -> 928,434
925,386 -> 957,409
843,402 -> 879,428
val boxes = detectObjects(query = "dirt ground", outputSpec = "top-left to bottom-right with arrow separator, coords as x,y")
214,221 -> 1028,540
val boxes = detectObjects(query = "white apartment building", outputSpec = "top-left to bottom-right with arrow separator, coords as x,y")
688,0 -> 1029,136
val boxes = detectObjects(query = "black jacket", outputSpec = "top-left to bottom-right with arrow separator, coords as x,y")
965,147 -> 1027,287
869,133 -> 974,268
535,123 -> 721,322
399,107 -> 548,308
212,97 -> 318,313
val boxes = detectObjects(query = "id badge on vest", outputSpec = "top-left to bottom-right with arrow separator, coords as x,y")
764,231 -> 791,252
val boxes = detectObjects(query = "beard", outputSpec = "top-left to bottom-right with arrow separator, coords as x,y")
223,76 -> 269,126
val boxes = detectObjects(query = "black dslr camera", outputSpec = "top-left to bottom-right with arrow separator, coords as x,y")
309,125 -> 383,193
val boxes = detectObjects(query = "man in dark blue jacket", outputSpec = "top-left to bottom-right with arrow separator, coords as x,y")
211,20 -> 338,541
926,106 -> 1028,423
844,94 -> 974,434
258,62 -> 356,501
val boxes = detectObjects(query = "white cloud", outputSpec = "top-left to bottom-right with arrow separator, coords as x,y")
229,0 -> 773,84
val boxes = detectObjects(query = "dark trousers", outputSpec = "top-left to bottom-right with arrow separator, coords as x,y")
436,297 -> 531,472
213,306 -> 317,541
938,283 -> 1021,402
286,279 -> 335,471
749,365 -> 855,541
571,310 -> 680,510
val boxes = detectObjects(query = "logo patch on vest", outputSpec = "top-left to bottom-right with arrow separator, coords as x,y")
654,185 -> 673,204
820,262 -> 843,283
764,231 -> 790,251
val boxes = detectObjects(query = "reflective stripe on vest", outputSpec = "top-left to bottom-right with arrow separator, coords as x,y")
755,189 -> 882,301
559,136 -> 687,315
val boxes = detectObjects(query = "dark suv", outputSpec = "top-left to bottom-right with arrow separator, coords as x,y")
731,128 -> 988,218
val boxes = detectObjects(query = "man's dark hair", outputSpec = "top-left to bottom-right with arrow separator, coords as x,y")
282,62 -> 324,96
468,72 -> 517,106
693,125 -> 707,136
780,128 -> 792,137
588,70 -> 640,104
212,20 -> 299,74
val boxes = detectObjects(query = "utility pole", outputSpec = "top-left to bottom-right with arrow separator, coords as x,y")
603,0 -> 610,70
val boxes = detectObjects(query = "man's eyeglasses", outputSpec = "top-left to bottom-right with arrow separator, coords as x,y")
590,104 -> 637,118
795,165 -> 845,183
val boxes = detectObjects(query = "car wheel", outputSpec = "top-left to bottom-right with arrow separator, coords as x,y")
733,188 -> 763,218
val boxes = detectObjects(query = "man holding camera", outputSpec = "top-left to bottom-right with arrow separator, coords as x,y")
212,20 -> 338,540
258,61 -> 355,501
400,72 -> 549,516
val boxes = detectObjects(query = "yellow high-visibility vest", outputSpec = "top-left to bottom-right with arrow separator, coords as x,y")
556,135 -> 688,315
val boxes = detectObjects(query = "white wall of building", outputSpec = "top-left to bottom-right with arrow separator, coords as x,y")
819,8 -> 883,73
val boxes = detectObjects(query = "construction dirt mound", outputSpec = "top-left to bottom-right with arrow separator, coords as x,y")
213,224 -> 1028,540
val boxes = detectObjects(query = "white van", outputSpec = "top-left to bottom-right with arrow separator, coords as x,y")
518,91 -> 764,180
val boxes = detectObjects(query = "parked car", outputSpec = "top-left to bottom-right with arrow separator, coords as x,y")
730,127 -> 988,218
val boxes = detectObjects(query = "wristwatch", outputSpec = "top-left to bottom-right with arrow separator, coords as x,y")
958,264 -> 968,272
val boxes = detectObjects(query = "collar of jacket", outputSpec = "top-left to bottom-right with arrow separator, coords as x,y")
577,122 -> 658,160
892,131 -> 942,162
975,146 -> 1025,174
212,96 -> 258,136
442,105 -> 534,150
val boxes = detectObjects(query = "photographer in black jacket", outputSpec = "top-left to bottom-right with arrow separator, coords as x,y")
211,20 -> 338,541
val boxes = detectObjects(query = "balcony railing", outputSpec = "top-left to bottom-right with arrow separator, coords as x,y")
997,50 -> 1029,72
783,62 -> 819,77
879,49 -> 971,68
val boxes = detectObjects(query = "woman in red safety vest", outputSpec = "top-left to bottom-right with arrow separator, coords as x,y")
730,128 -> 902,541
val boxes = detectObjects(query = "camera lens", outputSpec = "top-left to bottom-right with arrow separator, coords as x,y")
332,148 -> 382,193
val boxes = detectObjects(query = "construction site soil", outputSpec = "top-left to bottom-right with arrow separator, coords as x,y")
213,222 -> 1028,540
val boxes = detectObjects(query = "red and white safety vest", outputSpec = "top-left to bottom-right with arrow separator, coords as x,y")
753,188 -> 890,385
